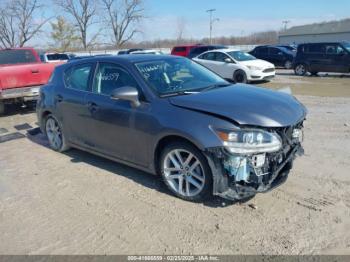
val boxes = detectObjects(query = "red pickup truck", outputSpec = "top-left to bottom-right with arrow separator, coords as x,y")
0,48 -> 60,115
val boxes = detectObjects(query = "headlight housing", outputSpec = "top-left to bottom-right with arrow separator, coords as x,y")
214,128 -> 282,154
247,65 -> 262,71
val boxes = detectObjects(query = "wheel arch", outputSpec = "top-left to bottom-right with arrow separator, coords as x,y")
153,135 -> 204,175
39,110 -> 53,133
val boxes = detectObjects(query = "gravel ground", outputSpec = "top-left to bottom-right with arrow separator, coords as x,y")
0,76 -> 350,255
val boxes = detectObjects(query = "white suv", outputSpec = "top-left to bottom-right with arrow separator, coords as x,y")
193,49 -> 275,83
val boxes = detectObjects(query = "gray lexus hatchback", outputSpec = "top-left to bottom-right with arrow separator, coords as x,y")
37,55 -> 306,202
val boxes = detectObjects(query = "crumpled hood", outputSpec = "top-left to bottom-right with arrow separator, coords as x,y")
169,85 -> 306,127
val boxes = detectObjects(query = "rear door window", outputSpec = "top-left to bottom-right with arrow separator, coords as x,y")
0,49 -> 37,65
198,52 -> 215,61
214,52 -> 230,62
64,64 -> 93,92
269,48 -> 281,55
307,44 -> 325,53
258,47 -> 268,55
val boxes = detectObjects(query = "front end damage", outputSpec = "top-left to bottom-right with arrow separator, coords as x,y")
204,123 -> 305,201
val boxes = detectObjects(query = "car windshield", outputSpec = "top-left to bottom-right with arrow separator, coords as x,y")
227,51 -> 256,61
342,42 -> 350,52
135,58 -> 229,96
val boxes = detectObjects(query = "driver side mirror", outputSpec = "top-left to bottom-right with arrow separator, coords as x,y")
111,86 -> 140,107
224,58 -> 234,63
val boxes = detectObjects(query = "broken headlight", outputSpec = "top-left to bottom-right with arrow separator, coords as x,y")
214,128 -> 282,154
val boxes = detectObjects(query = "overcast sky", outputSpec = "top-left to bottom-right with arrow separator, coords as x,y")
34,0 -> 350,47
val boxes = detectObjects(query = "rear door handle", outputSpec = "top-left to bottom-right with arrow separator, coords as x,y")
55,95 -> 63,103
31,69 -> 39,74
87,101 -> 99,113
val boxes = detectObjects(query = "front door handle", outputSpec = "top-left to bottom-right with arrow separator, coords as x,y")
87,101 -> 99,113
55,95 -> 63,103
31,69 -> 39,74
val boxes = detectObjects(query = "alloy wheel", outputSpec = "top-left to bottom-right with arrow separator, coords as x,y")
163,149 -> 205,197
46,117 -> 63,150
295,64 -> 306,76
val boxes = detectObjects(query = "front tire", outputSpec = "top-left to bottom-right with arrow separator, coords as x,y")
45,114 -> 69,152
159,142 -> 212,202
294,63 -> 307,76
284,60 -> 293,69
233,70 -> 247,83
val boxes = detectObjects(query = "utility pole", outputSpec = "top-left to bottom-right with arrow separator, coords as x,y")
282,20 -> 290,31
206,9 -> 219,44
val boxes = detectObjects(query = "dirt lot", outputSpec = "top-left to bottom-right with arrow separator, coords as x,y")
0,72 -> 350,255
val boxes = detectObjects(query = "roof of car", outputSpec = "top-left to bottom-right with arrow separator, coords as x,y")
173,44 -> 200,47
202,48 -> 239,53
66,54 -> 181,66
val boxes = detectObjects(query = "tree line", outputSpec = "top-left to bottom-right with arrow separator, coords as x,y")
0,0 -> 144,51
0,0 -> 279,52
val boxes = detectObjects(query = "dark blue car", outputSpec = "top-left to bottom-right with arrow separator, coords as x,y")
36,55 -> 306,202
250,45 -> 296,69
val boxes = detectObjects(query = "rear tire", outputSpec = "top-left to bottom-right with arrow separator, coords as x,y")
294,63 -> 307,76
44,114 -> 69,152
0,102 -> 4,116
159,142 -> 213,202
233,70 -> 247,83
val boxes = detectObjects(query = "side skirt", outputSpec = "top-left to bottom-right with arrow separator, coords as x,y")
69,142 -> 157,175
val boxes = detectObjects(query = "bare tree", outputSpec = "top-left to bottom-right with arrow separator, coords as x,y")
0,7 -> 17,48
175,17 -> 186,43
0,0 -> 49,48
56,0 -> 97,50
101,0 -> 144,48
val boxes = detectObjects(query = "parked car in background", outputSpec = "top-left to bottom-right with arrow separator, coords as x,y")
67,53 -> 77,59
293,42 -> 350,76
193,49 -> 275,83
68,54 -> 112,62
171,45 -> 200,57
0,48 -> 60,115
118,49 -> 144,55
130,49 -> 163,55
37,55 -> 306,202
250,45 -> 296,69
188,45 -> 228,59
276,45 -> 297,52
39,52 -> 70,63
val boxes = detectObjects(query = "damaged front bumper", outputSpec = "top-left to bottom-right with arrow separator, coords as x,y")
204,142 -> 304,201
